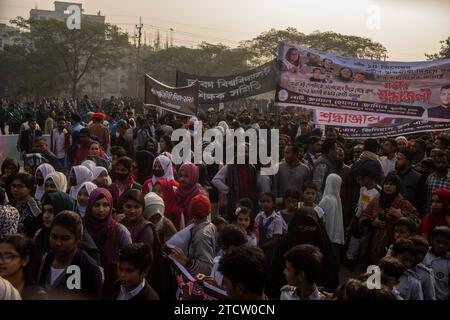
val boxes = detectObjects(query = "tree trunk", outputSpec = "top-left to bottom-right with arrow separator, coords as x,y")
71,80 -> 78,99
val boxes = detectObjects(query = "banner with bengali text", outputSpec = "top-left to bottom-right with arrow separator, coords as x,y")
176,60 -> 276,104
145,74 -> 198,116
276,42 -> 450,122
327,119 -> 450,139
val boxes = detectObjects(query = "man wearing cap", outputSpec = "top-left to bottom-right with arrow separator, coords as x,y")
89,112 -> 110,152
170,194 -> 217,275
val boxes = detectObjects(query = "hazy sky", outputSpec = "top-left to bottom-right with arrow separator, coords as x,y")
1,0 -> 449,61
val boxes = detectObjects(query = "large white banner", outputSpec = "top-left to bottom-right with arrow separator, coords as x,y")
276,42 -> 450,122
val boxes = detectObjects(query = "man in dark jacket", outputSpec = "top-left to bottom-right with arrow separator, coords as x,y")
19,118 -> 42,156
395,147 -> 426,212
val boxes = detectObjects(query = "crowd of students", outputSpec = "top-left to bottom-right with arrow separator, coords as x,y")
0,96 -> 449,300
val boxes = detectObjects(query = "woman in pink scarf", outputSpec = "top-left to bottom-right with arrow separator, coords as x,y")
175,163 -> 207,224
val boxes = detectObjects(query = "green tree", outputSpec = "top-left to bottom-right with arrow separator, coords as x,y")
141,42 -> 252,85
10,17 -> 130,98
426,37 -> 450,60
240,28 -> 387,64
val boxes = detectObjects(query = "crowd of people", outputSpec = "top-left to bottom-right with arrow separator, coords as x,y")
0,95 -> 449,301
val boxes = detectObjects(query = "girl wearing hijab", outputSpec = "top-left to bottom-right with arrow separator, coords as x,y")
34,191 -> 77,256
116,189 -> 173,299
175,163 -> 207,224
360,173 -> 420,266
84,188 -> 131,295
153,178 -> 184,230
81,159 -> 96,173
143,155 -> 178,193
76,182 -> 97,218
34,163 -> 55,201
318,173 -> 345,265
143,192 -> 177,244
420,188 -> 450,242
92,166 -> 111,188
268,207 -> 339,298
68,165 -> 93,199
44,171 -> 68,194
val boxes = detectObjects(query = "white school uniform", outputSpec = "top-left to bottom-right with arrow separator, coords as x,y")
255,211 -> 283,242
423,249 -> 450,300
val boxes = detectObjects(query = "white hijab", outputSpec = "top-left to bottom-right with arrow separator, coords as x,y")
149,155 -> 174,191
75,181 -> 97,217
34,163 -> 55,201
318,173 -> 345,245
81,160 -> 96,173
92,166 -> 112,186
69,165 -> 93,198
44,171 -> 68,193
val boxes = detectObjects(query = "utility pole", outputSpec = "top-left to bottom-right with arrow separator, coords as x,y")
136,16 -> 143,98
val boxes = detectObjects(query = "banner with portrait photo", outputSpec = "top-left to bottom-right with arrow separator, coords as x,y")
275,42 -> 450,122
144,74 -> 199,116
176,60 -> 276,104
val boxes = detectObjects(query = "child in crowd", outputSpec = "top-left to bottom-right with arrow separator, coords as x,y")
255,192 -> 283,266
234,206 -> 258,247
346,167 -> 381,270
110,243 -> 159,300
278,189 -> 300,234
409,235 -> 436,300
386,217 -> 418,256
391,239 -> 424,300
280,244 -> 326,300
378,256 -> 405,300
299,182 -> 318,209
196,224 -> 248,290
423,226 -> 450,300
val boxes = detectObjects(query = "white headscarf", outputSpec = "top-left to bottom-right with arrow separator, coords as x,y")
34,163 -> 55,201
69,166 -> 93,198
92,166 -> 108,180
81,160 -> 96,173
149,155 -> 174,191
318,173 -> 345,245
44,172 -> 68,193
92,166 -> 112,186
75,181 -> 97,217
143,192 -> 165,231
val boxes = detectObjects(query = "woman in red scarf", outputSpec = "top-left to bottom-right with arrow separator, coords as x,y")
420,188 -> 450,242
153,178 -> 185,230
84,188 -> 132,296
175,163 -> 207,224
